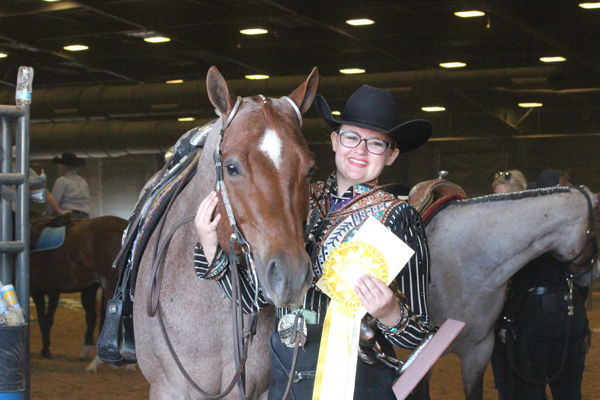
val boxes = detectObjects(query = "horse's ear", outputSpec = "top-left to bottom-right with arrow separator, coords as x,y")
206,66 -> 236,119
287,67 -> 319,115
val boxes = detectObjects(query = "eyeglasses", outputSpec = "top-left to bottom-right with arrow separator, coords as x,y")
337,130 -> 391,155
495,171 -> 512,181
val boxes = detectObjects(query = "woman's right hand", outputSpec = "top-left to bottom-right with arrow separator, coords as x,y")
195,191 -> 222,264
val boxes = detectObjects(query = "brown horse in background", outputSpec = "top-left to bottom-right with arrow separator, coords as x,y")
133,66 -> 318,399
29,216 -> 127,363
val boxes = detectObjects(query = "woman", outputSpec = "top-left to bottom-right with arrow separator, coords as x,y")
194,85 -> 433,399
489,169 -> 528,400
498,170 -> 589,400
492,170 -> 527,193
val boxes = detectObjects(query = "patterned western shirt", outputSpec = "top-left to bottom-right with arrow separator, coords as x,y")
194,173 -> 431,349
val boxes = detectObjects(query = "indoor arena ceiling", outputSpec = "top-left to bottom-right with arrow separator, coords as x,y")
1,0 -> 600,143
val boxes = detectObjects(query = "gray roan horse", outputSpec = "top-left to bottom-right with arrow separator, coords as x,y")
413,186 -> 599,400
133,66 -> 318,399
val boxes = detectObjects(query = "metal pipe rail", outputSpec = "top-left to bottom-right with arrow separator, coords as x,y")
0,66 -> 33,400
0,105 -> 25,120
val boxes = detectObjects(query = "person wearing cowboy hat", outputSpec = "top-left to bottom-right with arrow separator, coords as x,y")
47,152 -> 90,219
194,85 -> 433,399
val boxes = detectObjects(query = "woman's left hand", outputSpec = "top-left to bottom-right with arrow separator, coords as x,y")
354,274 -> 402,327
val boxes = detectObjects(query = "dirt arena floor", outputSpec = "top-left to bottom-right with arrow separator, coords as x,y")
28,291 -> 600,399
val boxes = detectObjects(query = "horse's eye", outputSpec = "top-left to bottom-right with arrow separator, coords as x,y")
307,166 -> 315,181
226,164 -> 239,176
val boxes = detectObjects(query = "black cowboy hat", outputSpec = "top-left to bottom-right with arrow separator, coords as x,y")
534,169 -> 564,189
52,152 -> 86,167
314,85 -> 433,153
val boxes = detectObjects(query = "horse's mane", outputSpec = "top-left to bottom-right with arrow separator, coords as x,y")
457,186 -> 572,205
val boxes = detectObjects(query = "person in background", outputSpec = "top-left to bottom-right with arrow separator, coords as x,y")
490,169 -> 528,400
194,85 -> 433,399
492,170 -> 528,194
498,169 -> 590,400
47,152 -> 90,219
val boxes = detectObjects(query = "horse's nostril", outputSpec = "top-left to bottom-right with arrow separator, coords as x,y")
266,260 -> 286,293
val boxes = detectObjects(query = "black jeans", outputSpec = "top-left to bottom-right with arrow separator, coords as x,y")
510,293 -> 588,400
268,324 -> 399,400
490,330 -> 513,400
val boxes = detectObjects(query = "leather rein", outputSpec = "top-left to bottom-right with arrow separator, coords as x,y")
147,95 -> 304,400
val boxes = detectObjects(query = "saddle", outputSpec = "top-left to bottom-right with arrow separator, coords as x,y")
97,122 -> 212,366
407,179 -> 467,223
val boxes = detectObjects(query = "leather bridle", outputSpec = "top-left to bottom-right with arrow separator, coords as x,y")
148,94 -> 305,400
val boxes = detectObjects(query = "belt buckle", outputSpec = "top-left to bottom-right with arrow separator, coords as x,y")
278,313 -> 307,348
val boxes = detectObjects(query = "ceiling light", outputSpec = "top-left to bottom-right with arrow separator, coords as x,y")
166,79 -> 183,84
346,19 -> 375,26
43,0 -> 62,2
440,62 -> 466,68
331,111 -> 341,116
540,57 -> 566,62
579,3 -> 600,9
422,107 -> 446,112
518,103 -> 543,108
240,29 -> 268,35
178,117 -> 195,122
340,68 -> 365,74
64,45 -> 88,51
454,11 -> 485,17
245,74 -> 270,80
144,37 -> 171,43
0,53 -> 7,58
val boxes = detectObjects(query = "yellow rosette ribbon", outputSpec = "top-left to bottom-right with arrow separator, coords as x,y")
313,241 -> 388,400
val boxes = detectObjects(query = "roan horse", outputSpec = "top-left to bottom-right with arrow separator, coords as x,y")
133,66 -> 318,399
413,185 -> 599,400
29,215 -> 127,365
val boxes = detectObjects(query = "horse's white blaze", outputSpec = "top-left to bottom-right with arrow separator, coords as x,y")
259,128 -> 282,169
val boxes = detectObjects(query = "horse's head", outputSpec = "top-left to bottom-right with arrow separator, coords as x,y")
558,187 -> 600,277
206,66 -> 317,308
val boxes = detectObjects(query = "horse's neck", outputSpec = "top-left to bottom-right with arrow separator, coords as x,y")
440,193 -> 582,288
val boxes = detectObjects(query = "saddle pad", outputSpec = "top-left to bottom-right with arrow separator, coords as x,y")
32,226 -> 66,252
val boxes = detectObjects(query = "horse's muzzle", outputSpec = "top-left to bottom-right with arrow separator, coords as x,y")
261,252 -> 313,308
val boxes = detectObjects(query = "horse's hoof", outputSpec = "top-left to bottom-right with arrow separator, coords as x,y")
125,363 -> 137,372
41,349 -> 52,359
85,364 -> 98,374
85,355 -> 102,373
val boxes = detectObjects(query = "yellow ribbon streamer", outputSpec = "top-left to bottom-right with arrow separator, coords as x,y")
313,241 -> 388,400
